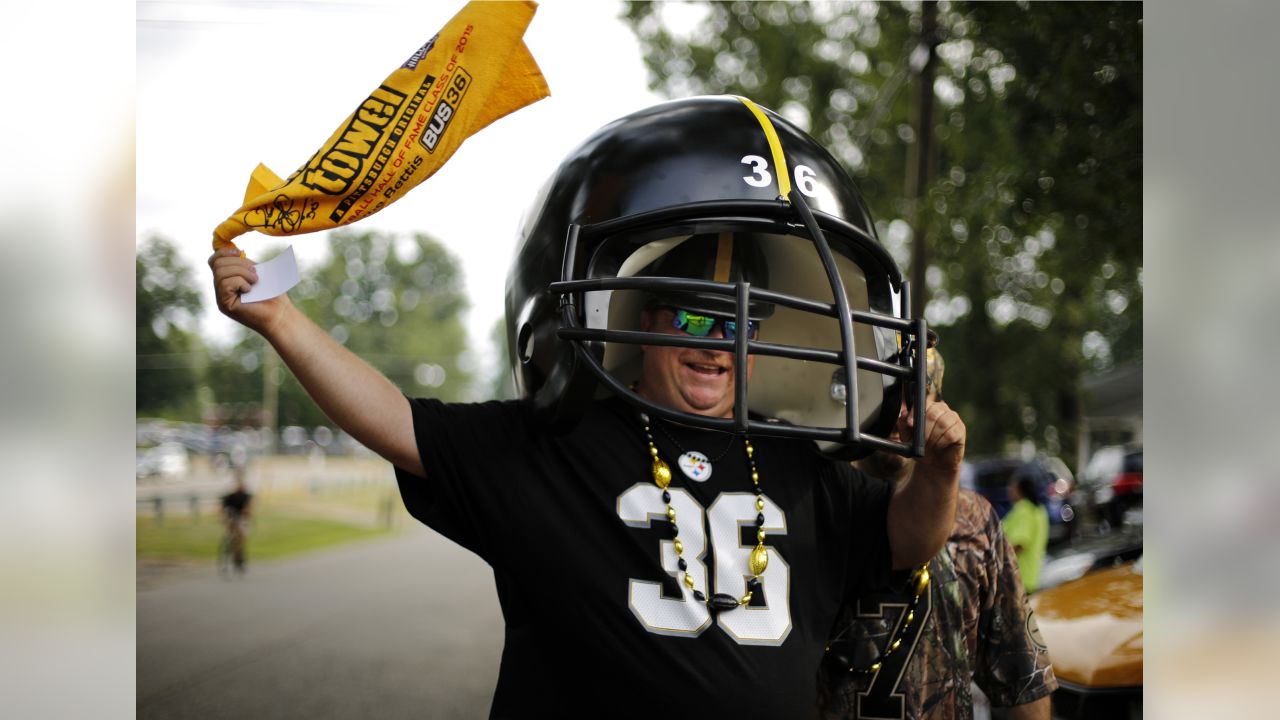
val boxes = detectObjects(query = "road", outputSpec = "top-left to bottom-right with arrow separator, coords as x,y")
137,525 -> 504,719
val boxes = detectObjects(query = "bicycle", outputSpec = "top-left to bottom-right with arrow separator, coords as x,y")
217,517 -> 248,578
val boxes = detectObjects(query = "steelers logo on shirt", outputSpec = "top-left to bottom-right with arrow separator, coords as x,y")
678,451 -> 712,482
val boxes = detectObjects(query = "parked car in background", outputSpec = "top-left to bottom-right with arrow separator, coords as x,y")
1031,555 -> 1143,719
960,455 -> 1077,545
1038,528 -> 1143,592
135,441 -> 190,481
1079,445 -> 1143,531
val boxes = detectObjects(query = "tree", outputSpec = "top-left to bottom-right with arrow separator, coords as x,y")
621,1 -> 1141,462
136,234 -> 204,418
487,316 -> 517,401
207,229 -> 474,430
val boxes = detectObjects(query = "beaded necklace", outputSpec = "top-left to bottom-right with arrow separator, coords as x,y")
640,411 -> 767,612
823,564 -> 931,675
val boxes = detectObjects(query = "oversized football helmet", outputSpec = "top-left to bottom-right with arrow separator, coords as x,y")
504,96 -> 930,459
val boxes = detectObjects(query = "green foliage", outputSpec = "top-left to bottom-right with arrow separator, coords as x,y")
621,1 -> 1142,461
487,316 -> 517,401
210,229 -> 474,428
136,234 -> 205,418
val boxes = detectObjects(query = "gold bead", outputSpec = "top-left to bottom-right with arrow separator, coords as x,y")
683,572 -> 695,589
749,544 -> 769,576
905,611 -> 915,626
915,566 -> 931,595
752,471 -> 759,482
673,539 -> 684,555
666,506 -> 676,522
649,446 -> 658,457
740,592 -> 753,605
757,528 -> 766,543
890,639 -> 902,653
652,459 -> 671,489
756,497 -> 765,512
869,661 -> 882,673
745,444 -> 754,457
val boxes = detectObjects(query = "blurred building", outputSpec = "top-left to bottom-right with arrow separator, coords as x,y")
1077,361 -> 1143,470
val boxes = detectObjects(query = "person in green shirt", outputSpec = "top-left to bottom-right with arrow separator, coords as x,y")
1003,476 -> 1050,592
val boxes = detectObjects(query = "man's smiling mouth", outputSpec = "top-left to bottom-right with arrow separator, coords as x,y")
686,361 -> 728,376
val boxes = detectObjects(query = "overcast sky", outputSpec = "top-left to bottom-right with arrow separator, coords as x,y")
137,0 -> 686,380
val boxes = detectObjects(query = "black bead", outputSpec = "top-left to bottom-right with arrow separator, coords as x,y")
747,577 -> 762,590
825,650 -> 853,670
662,490 -> 671,504
693,590 -> 706,602
670,524 -> 679,536
708,593 -> 740,612
678,558 -> 688,571
756,513 -> 765,526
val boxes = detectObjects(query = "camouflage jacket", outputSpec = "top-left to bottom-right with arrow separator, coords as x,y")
818,491 -> 1057,719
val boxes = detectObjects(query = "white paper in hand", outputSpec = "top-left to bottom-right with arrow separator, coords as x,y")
241,246 -> 300,303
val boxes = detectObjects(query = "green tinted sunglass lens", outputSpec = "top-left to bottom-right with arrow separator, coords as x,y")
724,320 -> 760,340
674,309 -> 715,336
686,314 -> 715,336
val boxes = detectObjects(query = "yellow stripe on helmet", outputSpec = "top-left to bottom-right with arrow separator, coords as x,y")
735,96 -> 792,200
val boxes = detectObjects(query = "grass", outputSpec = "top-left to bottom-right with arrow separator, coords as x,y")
137,508 -> 397,563
137,458 -> 409,564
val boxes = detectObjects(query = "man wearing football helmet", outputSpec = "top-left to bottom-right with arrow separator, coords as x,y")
210,95 -> 965,717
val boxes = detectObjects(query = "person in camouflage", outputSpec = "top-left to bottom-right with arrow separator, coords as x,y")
818,348 -> 1056,720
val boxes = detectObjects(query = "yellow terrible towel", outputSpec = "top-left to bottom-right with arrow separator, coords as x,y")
212,0 -> 549,252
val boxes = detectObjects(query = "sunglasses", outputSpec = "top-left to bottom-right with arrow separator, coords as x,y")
667,307 -> 760,341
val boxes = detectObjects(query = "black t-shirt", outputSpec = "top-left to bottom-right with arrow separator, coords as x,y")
222,490 -> 251,518
395,396 -> 894,719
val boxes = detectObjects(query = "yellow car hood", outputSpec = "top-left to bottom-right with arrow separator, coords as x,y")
1030,558 -> 1143,688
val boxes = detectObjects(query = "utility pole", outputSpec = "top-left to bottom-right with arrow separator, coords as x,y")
906,1 -> 939,318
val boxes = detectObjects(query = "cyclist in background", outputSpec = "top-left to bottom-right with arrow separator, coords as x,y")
220,473 -> 253,574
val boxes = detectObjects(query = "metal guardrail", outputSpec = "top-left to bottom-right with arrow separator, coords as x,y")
137,457 -> 398,526
136,491 -> 225,525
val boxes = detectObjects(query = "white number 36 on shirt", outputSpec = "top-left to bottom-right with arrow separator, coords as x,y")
617,485 -> 792,645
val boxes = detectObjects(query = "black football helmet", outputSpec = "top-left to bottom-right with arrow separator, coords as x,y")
504,95 -> 929,459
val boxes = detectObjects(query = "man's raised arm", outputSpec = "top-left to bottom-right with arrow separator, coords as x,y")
887,400 -> 965,569
209,247 -> 425,477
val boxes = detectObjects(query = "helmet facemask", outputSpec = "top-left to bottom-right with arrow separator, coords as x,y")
552,190 -> 930,460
